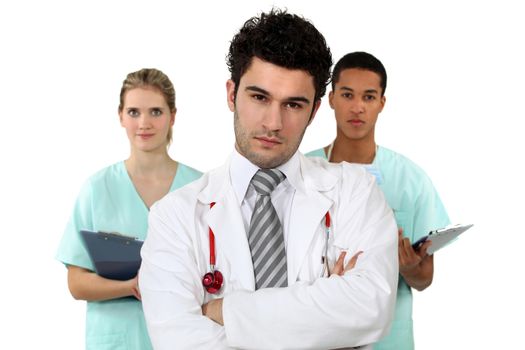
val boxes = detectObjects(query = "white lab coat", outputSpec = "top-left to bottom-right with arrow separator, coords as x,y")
139,153 -> 398,350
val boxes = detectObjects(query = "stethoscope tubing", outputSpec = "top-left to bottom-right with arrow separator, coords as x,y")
205,202 -> 331,293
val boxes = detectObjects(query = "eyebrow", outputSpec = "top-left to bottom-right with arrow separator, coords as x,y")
125,106 -> 164,110
245,85 -> 311,104
339,86 -> 379,94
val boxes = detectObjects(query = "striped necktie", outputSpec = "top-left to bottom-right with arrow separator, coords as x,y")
248,168 -> 287,289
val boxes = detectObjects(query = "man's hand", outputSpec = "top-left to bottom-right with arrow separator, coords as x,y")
398,228 -> 434,291
201,250 -> 364,324
332,250 -> 363,276
202,298 -> 224,325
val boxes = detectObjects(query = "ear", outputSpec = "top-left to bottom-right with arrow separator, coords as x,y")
170,109 -> 176,126
119,109 -> 124,126
307,99 -> 322,126
226,79 -> 236,112
328,90 -> 335,109
379,95 -> 386,113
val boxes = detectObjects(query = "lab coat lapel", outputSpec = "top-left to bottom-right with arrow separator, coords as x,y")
198,160 -> 255,291
287,155 -> 337,283
287,190 -> 332,283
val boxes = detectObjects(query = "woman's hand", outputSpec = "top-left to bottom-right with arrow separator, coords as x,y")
130,275 -> 141,300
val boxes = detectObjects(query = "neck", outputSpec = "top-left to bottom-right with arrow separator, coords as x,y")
328,131 -> 376,164
126,148 -> 175,179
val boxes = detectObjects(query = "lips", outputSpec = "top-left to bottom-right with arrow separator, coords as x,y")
255,136 -> 282,147
137,133 -> 154,139
348,119 -> 364,126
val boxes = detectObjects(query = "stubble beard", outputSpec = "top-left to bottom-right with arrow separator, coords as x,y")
233,110 -> 304,169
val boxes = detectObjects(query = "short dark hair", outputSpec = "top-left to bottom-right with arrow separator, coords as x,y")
332,52 -> 387,96
227,9 -> 332,102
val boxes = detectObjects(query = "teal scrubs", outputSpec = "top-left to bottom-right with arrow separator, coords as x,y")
56,161 -> 202,350
306,146 -> 450,350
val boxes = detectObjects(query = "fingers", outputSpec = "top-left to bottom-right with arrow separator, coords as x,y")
344,251 -> 363,272
418,240 -> 432,258
332,250 -> 363,276
332,251 -> 347,276
398,234 -> 430,273
398,234 -> 416,262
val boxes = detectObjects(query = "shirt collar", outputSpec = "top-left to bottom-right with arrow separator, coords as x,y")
230,149 -> 301,205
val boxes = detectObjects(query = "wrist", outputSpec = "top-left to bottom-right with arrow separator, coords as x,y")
124,278 -> 137,297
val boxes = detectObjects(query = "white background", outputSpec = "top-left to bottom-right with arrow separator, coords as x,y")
1,0 -> 524,348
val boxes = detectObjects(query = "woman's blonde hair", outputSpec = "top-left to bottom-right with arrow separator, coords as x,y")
119,68 -> 176,145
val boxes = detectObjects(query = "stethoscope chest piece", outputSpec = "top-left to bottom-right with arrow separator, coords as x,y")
202,270 -> 224,294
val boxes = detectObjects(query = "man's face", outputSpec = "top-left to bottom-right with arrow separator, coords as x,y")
329,68 -> 385,142
227,57 -> 320,168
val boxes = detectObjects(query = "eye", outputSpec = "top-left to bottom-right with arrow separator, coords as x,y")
364,95 -> 376,101
341,92 -> 352,99
285,102 -> 302,110
252,94 -> 267,102
151,108 -> 163,117
127,108 -> 139,117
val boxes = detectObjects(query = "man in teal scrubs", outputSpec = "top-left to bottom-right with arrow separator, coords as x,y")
56,162 -> 201,349
306,51 -> 449,349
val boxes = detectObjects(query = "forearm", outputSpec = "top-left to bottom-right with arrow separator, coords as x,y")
140,203 -> 230,348
223,246 -> 398,349
400,255 -> 433,291
67,265 -> 135,301
139,261 -> 229,349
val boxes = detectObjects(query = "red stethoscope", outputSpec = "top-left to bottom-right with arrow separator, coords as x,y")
202,202 -> 332,294
202,202 -> 224,294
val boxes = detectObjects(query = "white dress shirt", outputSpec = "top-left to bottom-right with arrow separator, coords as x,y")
230,149 -> 300,245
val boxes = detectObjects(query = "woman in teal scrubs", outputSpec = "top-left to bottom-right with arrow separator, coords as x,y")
56,68 -> 202,350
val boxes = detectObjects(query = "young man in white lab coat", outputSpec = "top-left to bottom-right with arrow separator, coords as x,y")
139,10 -> 399,350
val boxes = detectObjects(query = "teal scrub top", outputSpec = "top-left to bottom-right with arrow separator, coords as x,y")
306,146 -> 450,350
56,161 -> 202,350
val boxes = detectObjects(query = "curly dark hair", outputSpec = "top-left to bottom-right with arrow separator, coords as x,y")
227,9 -> 332,102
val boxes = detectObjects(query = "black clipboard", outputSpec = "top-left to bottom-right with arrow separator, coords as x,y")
80,230 -> 143,281
412,224 -> 473,255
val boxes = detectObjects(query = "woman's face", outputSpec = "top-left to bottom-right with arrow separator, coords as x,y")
119,87 -> 175,153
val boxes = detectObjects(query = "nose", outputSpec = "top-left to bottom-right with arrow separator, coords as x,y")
262,103 -> 283,132
350,99 -> 365,114
138,114 -> 152,130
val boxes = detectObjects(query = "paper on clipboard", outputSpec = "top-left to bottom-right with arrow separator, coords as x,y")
412,224 -> 473,255
80,230 -> 144,280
